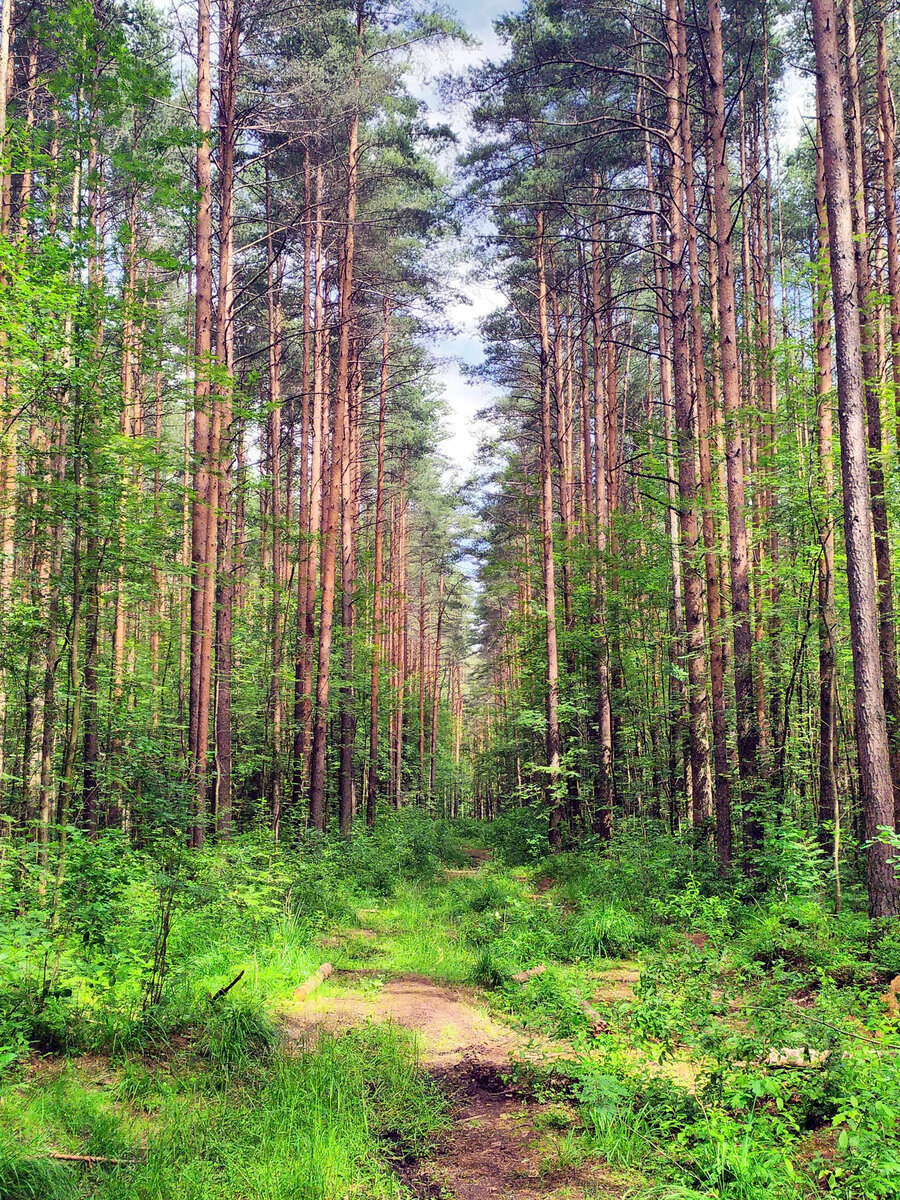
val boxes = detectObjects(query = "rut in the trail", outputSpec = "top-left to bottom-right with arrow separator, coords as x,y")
283,848 -> 633,1198
399,1062 -> 625,1200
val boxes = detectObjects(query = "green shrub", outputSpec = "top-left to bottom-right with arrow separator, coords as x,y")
737,899 -> 844,973
197,998 -> 277,1071
871,919 -> 900,977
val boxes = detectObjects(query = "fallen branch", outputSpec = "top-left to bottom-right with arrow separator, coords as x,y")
293,962 -> 333,1002
209,970 -> 245,1004
48,1153 -> 133,1166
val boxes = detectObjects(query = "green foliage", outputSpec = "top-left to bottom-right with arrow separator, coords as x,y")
565,903 -> 651,959
0,813 -> 466,1070
0,1129 -> 80,1200
736,899 -> 847,974
756,822 -> 830,900
0,1027 -> 448,1200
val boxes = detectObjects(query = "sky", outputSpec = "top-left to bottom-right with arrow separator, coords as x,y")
406,1 -> 510,482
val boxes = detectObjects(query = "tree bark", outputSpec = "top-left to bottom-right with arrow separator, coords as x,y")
667,0 -> 711,828
188,0 -> 215,847
536,208 -> 563,847
814,121 -> 838,842
679,8 -> 730,858
811,0 -> 899,917
706,0 -> 760,855
309,22 -> 362,829
366,296 -> 390,825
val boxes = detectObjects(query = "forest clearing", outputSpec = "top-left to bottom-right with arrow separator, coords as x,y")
7,0 -> 900,1194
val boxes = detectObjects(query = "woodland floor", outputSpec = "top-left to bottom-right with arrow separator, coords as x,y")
282,849 -> 644,1198
7,828 -> 898,1199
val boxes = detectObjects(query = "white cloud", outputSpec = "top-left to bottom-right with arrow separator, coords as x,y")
437,357 -> 492,477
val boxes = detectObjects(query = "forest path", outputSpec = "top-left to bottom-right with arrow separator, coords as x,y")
282,848 -> 632,1199
282,848 -> 557,1066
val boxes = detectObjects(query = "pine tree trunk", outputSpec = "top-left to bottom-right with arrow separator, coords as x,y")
679,12 -> 730,860
338,349 -> 360,835
429,572 -> 445,800
265,165 -> 285,832
667,0 -> 711,828
811,0 -> 899,917
843,1 -> 900,811
292,154 -> 313,812
309,26 -> 362,828
589,180 -> 614,835
188,0 -> 215,847
536,208 -> 563,847
366,297 -> 390,825
814,122 -> 838,841
214,0 -> 239,837
707,0 -> 760,853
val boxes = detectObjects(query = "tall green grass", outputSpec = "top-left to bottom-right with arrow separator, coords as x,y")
0,1027 -> 447,1200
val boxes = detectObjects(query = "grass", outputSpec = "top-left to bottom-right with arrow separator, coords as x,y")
5,815 -> 900,1198
0,1026 -> 448,1200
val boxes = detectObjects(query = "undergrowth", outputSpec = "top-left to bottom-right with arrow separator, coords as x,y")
0,1026 -> 447,1200
5,812 -> 900,1198
0,808 -> 465,1065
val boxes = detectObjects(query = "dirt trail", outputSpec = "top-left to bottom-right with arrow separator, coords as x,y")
284,972 -> 546,1068
400,1064 -> 627,1200
282,848 -> 632,1198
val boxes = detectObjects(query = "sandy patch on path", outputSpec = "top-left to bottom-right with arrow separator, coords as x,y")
283,972 -> 553,1067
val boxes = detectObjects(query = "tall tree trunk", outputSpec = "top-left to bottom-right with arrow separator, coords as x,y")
707,0 -> 760,856
338,349 -> 360,835
536,208 -> 563,847
643,87 -> 686,825
814,122 -> 838,841
429,571 -> 445,800
291,153 -> 313,813
265,165 -> 285,832
679,10 -> 730,859
417,563 -> 427,801
188,0 -> 215,847
667,0 -> 711,827
589,178 -> 614,836
811,0 -> 899,917
293,159 -> 325,806
843,0 -> 900,809
878,22 -> 900,467
214,0 -> 239,837
366,296 -> 390,826
309,20 -> 362,829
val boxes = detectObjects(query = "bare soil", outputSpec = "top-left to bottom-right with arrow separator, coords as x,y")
399,1063 -> 626,1200
284,971 -> 553,1067
282,850 -> 639,1197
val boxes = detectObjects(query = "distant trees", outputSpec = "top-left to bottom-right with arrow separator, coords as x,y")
466,0 -> 900,916
4,0 -> 900,921
0,0 -> 472,868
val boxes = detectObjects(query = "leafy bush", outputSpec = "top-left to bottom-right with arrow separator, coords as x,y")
484,805 -> 551,864
649,873 -> 735,940
737,899 -> 846,973
0,813 -> 467,1070
757,821 -> 829,900
871,919 -> 900,977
